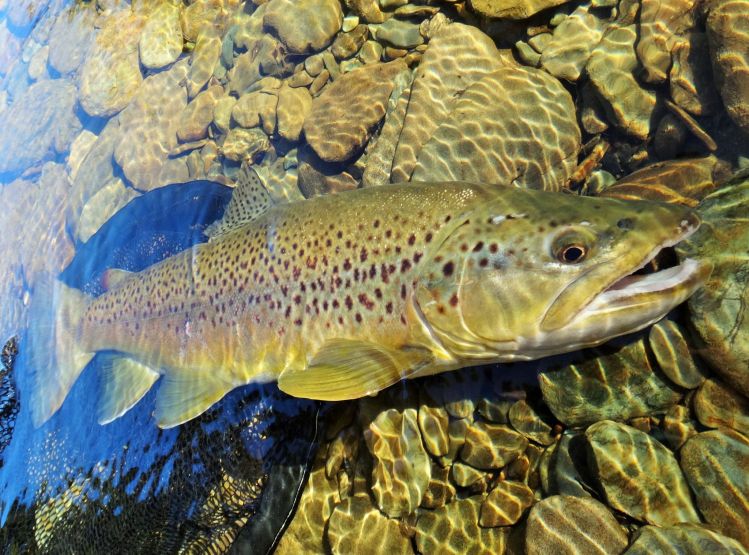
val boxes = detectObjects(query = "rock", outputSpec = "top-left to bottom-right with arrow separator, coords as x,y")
332,25 -> 369,60
585,420 -> 700,526
344,0 -> 387,24
376,19 -> 424,49
274,455 -> 340,554
304,60 -> 407,162
0,23 -> 21,78
540,339 -> 682,426
76,178 -> 140,243
221,127 -> 270,162
409,65 -> 580,191
296,145 -> 358,196
70,117 -> 121,215
421,462 -> 456,509
693,379 -> 749,435
586,25 -> 659,140
480,480 -> 534,527
139,1 -> 183,69
415,497 -> 508,555
232,90 -> 278,134
79,11 -> 146,118
681,429 -> 749,548
460,422 -> 528,470
187,28 -> 222,98
669,33 -> 721,116
363,407 -> 431,518
477,397 -> 513,424
28,45 -> 49,81
636,0 -> 699,83
539,3 -> 607,81
276,85 -> 312,142
601,156 -> 723,207
525,496 -> 628,555
67,130 -> 99,182
468,0 -> 572,20
177,85 -> 222,143
648,319 -> 705,389
707,0 -> 749,133
113,60 -> 189,191
548,432 -> 591,497
508,400 -> 555,446
654,113 -> 688,159
450,461 -> 487,488
359,40 -> 384,64
417,403 -> 449,457
180,0 -> 226,44
390,22 -> 507,182
226,35 -> 291,96
661,404 -> 698,451
441,417 -> 470,466
326,496 -> 412,555
0,79 -> 79,175
677,176 -> 749,399
213,96 -> 237,134
264,0 -> 342,54
626,523 -> 749,554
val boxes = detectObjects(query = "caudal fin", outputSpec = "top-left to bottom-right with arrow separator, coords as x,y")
28,277 -> 95,427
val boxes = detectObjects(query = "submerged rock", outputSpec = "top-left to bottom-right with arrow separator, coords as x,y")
264,0 -> 343,54
468,0 -> 573,20
525,495 -> 628,555
693,378 -> 749,435
585,420 -> 700,526
48,8 -> 96,75
460,421 -> 528,470
326,496 -> 412,555
480,480 -> 534,527
626,523 -> 748,554
139,1 -> 183,69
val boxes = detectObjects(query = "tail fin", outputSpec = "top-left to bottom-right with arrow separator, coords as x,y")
28,277 -> 95,427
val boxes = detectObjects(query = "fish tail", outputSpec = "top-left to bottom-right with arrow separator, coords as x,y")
28,277 -> 94,427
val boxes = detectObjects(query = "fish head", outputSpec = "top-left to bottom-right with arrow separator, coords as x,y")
414,188 -> 709,361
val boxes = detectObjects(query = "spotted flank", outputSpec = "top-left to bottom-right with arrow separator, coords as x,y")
30,167 -> 710,428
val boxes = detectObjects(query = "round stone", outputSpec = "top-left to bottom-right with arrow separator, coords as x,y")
139,1 -> 183,70
326,496 -> 412,555
625,523 -> 748,554
479,480 -> 534,527
648,319 -> 705,389
264,0 -> 343,54
693,378 -> 749,437
460,422 -> 528,470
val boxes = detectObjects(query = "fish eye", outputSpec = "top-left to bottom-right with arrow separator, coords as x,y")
557,244 -> 587,264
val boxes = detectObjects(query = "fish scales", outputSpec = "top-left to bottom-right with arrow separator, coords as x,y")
31,179 -> 708,428
81,182 -> 492,386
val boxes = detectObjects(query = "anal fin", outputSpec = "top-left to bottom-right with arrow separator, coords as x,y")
278,339 -> 431,401
155,372 -> 235,428
98,356 -> 160,424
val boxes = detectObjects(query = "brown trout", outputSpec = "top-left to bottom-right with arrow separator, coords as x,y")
31,167 -> 709,428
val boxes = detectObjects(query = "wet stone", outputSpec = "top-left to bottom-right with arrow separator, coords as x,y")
440,417 -> 470,466
421,463 -> 456,509
450,461 -> 486,488
670,32 -> 721,116
525,495 -> 628,555
177,85 -> 222,143
680,429 -> 749,547
213,96 -> 237,134
707,0 -> 749,134
661,404 -> 698,451
636,0 -> 698,83
468,0 -> 573,20
540,338 -> 682,426
417,404 -> 449,458
332,25 -> 369,60
549,432 -> 591,498
480,480 -> 534,527
694,379 -> 749,435
221,127 -> 270,162
415,497 -> 507,555
585,420 -> 699,526
460,421 -> 528,470
648,319 -> 705,389
508,400 -> 555,446
277,85 -> 313,142
477,397 -> 513,424
586,25 -> 659,140
359,40 -> 384,64
363,407 -> 431,518
326,496 -> 412,555
264,0 -> 343,54
180,0 -> 225,44
76,178 -> 139,243
47,8 -> 95,74
304,60 -> 407,162
232,91 -> 278,134
139,1 -> 183,70
188,29 -> 222,98
625,523 -> 749,555
376,19 -> 424,49
79,11 -> 146,118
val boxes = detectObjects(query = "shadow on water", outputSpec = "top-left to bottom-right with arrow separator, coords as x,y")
0,180 -> 321,553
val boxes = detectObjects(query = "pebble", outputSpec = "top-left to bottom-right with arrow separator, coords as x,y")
139,1 -> 183,70
304,60 -> 407,162
363,407 -> 431,518
76,178 -> 139,243
540,339 -> 681,426
460,421 -> 528,470
221,127 -> 270,162
450,461 -> 487,488
661,404 -> 698,451
79,11 -> 146,117
525,495 -> 628,555
332,25 -> 369,60
586,420 -> 700,526
188,29 -> 223,98
508,400 -> 555,446
232,91 -> 278,135
177,86 -> 223,143
693,378 -> 749,435
680,429 -> 749,547
345,0 -> 387,24
479,480 -> 534,527
420,463 -> 456,509
636,0 -> 698,83
648,319 -> 705,389
180,0 -> 225,44
276,85 -> 313,142
375,19 -> 424,49
264,0 -> 343,54
468,0 -> 573,20
548,432 -> 591,497
586,25 -> 659,140
326,496 -> 412,555
213,96 -> 237,134
625,523 -> 749,555
417,404 -> 449,457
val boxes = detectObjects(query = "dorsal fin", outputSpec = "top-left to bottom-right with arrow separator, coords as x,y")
205,162 -> 275,239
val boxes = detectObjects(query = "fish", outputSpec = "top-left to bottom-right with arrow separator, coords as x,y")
29,165 -> 710,429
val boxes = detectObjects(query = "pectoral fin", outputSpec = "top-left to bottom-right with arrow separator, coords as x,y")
278,339 -> 431,401
98,356 -> 160,425
154,372 -> 236,428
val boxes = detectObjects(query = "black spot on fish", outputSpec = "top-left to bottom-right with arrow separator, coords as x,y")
442,261 -> 454,277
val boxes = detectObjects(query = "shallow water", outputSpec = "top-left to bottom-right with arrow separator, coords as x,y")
1,0 -> 748,553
